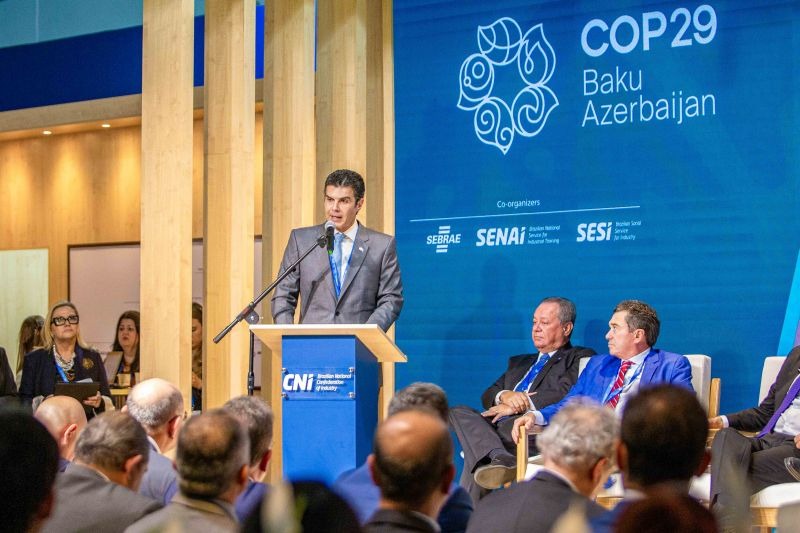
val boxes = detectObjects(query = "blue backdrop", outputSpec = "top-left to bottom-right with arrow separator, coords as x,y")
393,0 -> 800,415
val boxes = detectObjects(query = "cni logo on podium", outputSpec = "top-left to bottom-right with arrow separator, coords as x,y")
457,17 -> 559,154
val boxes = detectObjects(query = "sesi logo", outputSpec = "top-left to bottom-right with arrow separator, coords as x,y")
283,373 -> 315,392
576,222 -> 613,242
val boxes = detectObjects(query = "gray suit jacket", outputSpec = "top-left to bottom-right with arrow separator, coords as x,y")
271,222 -> 403,331
125,494 -> 238,533
43,463 -> 162,533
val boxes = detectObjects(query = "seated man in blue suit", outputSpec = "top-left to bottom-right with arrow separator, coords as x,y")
334,382 -> 473,533
512,299 -> 693,440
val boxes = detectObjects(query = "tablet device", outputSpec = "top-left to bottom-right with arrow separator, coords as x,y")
104,351 -> 123,385
54,382 -> 100,402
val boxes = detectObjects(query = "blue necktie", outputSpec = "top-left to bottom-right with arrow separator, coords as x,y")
332,233 -> 344,294
515,354 -> 551,393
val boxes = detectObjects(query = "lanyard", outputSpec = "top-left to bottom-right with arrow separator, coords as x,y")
601,354 -> 648,405
55,363 -> 69,382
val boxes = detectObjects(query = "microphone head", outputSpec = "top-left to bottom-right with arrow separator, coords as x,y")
325,220 -> 335,232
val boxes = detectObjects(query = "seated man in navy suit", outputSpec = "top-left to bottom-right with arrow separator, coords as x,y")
223,395 -> 274,523
512,299 -> 693,441
449,296 -> 595,494
334,382 -> 473,533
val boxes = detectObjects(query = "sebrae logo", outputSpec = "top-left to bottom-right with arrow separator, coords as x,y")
457,17 -> 559,155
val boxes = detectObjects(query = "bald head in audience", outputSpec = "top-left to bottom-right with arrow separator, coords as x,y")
368,410 -> 455,521
34,395 -> 87,468
177,409 -> 250,503
126,377 -> 184,453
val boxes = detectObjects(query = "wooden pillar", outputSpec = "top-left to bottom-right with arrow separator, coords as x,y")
204,0 -> 255,409
261,0 -> 317,481
140,0 -> 194,409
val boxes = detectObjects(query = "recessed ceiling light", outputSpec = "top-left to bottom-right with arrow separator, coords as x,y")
101,123 -> 111,128
42,130 -> 52,135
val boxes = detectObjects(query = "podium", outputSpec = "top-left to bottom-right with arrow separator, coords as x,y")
251,324 -> 406,484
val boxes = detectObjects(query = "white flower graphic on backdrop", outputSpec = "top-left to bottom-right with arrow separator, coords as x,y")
457,18 -> 558,154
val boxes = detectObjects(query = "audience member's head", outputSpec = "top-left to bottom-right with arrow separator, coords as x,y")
176,409 -> 249,503
112,310 -> 141,370
387,381 -> 449,420
614,488 -> 718,533
42,300 -> 89,349
368,410 -> 455,517
0,410 -> 59,533
533,296 -> 577,352
619,385 -> 709,491
222,395 -> 274,482
613,300 -> 660,348
191,302 -> 203,354
243,481 -> 362,533
73,411 -> 150,491
126,378 -> 184,453
537,399 -> 618,496
17,314 -> 45,374
34,395 -> 88,462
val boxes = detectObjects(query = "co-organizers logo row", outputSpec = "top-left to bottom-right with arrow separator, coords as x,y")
426,222 -> 629,252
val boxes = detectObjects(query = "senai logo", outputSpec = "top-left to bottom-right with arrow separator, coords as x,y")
457,17 -> 559,154
427,225 -> 461,253
476,226 -> 527,246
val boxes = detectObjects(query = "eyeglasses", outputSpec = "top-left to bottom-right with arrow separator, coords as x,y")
52,315 -> 79,326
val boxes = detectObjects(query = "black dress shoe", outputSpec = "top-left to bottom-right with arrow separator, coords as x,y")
474,453 -> 516,489
785,457 -> 800,481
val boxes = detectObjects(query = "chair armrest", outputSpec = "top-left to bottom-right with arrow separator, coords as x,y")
516,425 -> 528,482
708,377 -> 721,418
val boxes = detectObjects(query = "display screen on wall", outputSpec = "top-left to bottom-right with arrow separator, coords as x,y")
393,0 -> 800,413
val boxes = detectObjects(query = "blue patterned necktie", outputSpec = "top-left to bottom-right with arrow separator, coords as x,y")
332,233 -> 344,287
515,354 -> 551,393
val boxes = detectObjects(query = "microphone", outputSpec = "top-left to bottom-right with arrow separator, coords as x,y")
325,221 -> 335,255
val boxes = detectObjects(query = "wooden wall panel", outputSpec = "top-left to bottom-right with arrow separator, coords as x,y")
0,116 -> 263,303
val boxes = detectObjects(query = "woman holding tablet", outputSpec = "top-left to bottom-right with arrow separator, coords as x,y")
19,301 -> 110,417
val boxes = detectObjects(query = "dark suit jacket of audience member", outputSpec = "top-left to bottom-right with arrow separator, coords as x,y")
139,441 -> 178,505
0,346 -> 17,397
235,480 -> 269,523
480,343 -> 596,410
333,462 -> 473,533
42,463 -> 162,533
19,346 -> 111,408
365,508 -> 439,533
725,346 -> 800,431
466,469 -> 605,533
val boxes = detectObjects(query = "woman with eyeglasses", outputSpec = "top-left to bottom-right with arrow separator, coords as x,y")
19,301 -> 110,417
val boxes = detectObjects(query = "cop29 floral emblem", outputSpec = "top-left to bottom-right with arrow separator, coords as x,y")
457,18 -> 558,155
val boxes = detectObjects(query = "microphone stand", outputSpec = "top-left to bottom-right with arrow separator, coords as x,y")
214,232 -> 328,396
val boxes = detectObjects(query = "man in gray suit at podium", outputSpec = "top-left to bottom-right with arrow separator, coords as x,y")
271,169 -> 403,332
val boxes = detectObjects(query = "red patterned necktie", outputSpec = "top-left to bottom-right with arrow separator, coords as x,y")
606,360 -> 633,409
